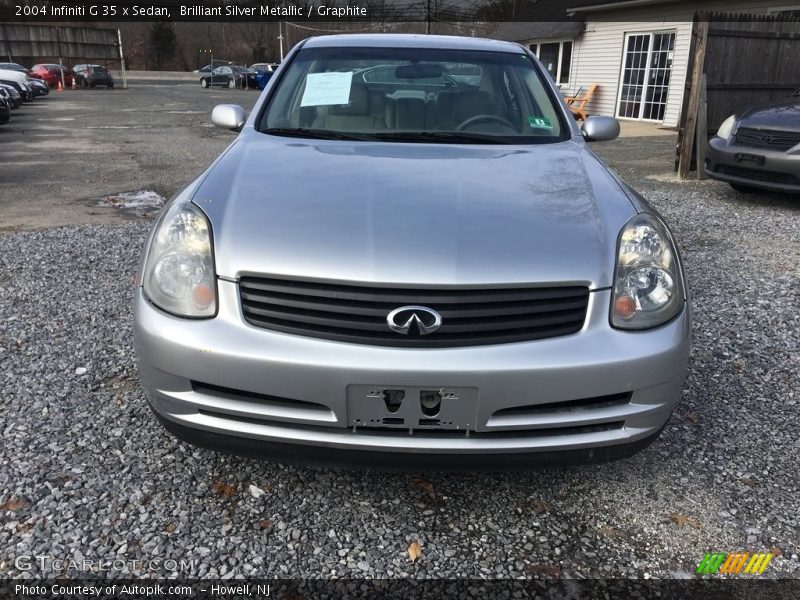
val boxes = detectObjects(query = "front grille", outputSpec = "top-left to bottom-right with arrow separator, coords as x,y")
239,276 -> 590,347
736,127 -> 800,150
716,165 -> 798,185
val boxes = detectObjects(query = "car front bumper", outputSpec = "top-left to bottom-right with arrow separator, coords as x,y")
705,135 -> 800,193
134,281 -> 691,466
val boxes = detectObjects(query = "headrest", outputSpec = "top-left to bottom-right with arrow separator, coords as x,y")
329,83 -> 370,116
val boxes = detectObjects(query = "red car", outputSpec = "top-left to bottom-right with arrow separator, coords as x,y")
29,64 -> 72,87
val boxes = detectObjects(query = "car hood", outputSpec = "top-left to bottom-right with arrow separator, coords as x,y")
739,99 -> 800,131
193,135 -> 636,288
0,69 -> 27,83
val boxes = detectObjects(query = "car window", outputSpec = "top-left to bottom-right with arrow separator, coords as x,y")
259,47 -> 566,144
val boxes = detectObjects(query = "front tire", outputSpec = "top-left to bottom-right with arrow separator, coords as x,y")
80,78 -> 88,89
200,78 -> 208,89
228,79 -> 235,89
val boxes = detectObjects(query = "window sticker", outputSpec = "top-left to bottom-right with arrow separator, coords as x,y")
300,72 -> 353,107
528,116 -> 553,129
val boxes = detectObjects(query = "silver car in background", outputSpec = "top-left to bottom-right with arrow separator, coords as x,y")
134,34 -> 690,469
706,89 -> 800,194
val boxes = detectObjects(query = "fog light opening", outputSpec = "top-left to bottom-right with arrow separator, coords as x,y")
382,389 -> 405,414
420,390 -> 442,417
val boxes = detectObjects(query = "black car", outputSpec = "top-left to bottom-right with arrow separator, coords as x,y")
0,84 -> 21,109
28,78 -> 49,97
706,88 -> 800,194
0,77 -> 32,102
0,95 -> 11,124
72,64 -> 114,88
200,65 -> 257,89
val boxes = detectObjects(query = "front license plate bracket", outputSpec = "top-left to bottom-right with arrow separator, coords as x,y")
346,385 -> 479,432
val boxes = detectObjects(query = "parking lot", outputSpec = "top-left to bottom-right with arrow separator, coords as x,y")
1,84 -> 799,579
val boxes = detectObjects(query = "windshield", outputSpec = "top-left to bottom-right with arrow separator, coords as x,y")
259,47 -> 567,144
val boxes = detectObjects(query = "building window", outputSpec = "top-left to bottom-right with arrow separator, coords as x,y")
529,40 -> 573,85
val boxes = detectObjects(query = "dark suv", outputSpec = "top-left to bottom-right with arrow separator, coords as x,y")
72,64 -> 114,88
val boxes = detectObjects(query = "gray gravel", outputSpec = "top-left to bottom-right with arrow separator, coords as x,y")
1,134 -> 799,580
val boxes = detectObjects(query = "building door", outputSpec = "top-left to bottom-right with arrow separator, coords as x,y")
617,32 -> 675,121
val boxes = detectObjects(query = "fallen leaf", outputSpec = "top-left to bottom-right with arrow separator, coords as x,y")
524,563 -> 561,578
0,498 -> 28,512
596,525 -> 617,537
257,519 -> 271,530
211,481 -> 236,498
739,478 -> 759,487
685,412 -> 700,425
410,475 -> 435,500
407,540 -> 422,562
532,499 -> 553,513
668,513 -> 702,529
164,523 -> 176,533
770,547 -> 783,557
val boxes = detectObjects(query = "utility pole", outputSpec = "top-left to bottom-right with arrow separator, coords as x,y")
117,29 -> 128,90
426,0 -> 431,34
278,21 -> 285,61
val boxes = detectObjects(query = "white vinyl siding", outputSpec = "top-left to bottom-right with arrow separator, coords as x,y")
565,0 -> 794,127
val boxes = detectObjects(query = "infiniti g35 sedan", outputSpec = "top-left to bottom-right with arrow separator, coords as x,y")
134,34 -> 691,469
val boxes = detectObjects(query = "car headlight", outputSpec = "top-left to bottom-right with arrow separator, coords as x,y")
142,201 -> 217,318
611,213 -> 684,330
716,114 -> 736,139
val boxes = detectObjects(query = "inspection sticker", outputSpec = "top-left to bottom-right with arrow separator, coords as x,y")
528,116 -> 553,129
300,72 -> 353,107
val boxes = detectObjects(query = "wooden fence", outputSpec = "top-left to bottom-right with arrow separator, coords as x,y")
676,12 -> 800,178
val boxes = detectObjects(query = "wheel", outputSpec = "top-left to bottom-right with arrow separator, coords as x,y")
80,78 -> 88,89
730,183 -> 759,194
108,83 -> 114,89
228,79 -> 235,89
200,78 -> 208,88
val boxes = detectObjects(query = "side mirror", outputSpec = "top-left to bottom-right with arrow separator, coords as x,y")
211,104 -> 246,132
581,116 -> 620,142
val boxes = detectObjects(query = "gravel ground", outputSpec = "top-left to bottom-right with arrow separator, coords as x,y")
1,128 -> 799,581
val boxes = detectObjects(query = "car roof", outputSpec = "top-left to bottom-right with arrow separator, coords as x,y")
302,34 -> 524,53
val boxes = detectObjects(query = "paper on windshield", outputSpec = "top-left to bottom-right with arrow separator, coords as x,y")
300,72 -> 353,107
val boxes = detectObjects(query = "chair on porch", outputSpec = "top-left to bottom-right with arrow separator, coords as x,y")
564,84 -> 598,121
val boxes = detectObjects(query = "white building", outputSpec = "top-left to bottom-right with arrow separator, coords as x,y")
492,0 -> 800,128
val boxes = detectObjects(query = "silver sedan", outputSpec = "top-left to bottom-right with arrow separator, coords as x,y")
134,34 -> 690,469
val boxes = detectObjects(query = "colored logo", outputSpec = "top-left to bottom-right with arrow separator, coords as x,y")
696,552 -> 774,575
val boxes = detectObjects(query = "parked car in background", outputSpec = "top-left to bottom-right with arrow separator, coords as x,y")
250,63 -> 280,90
0,84 -> 21,109
72,64 -> 114,88
200,65 -> 256,89
249,62 -> 279,73
0,62 -> 28,74
28,78 -> 49,97
29,63 -> 72,87
0,70 -> 33,101
0,95 -> 10,124
706,89 -> 800,194
136,34 -> 690,469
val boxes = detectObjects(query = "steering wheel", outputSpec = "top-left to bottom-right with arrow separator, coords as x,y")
456,114 -> 516,132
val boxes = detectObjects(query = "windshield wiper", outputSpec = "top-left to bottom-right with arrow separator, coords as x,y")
370,131 -> 515,144
262,127 -> 372,141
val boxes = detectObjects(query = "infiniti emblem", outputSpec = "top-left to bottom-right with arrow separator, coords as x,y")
386,305 -> 442,336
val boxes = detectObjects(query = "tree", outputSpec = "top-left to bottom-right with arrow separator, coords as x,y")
148,22 -> 177,70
